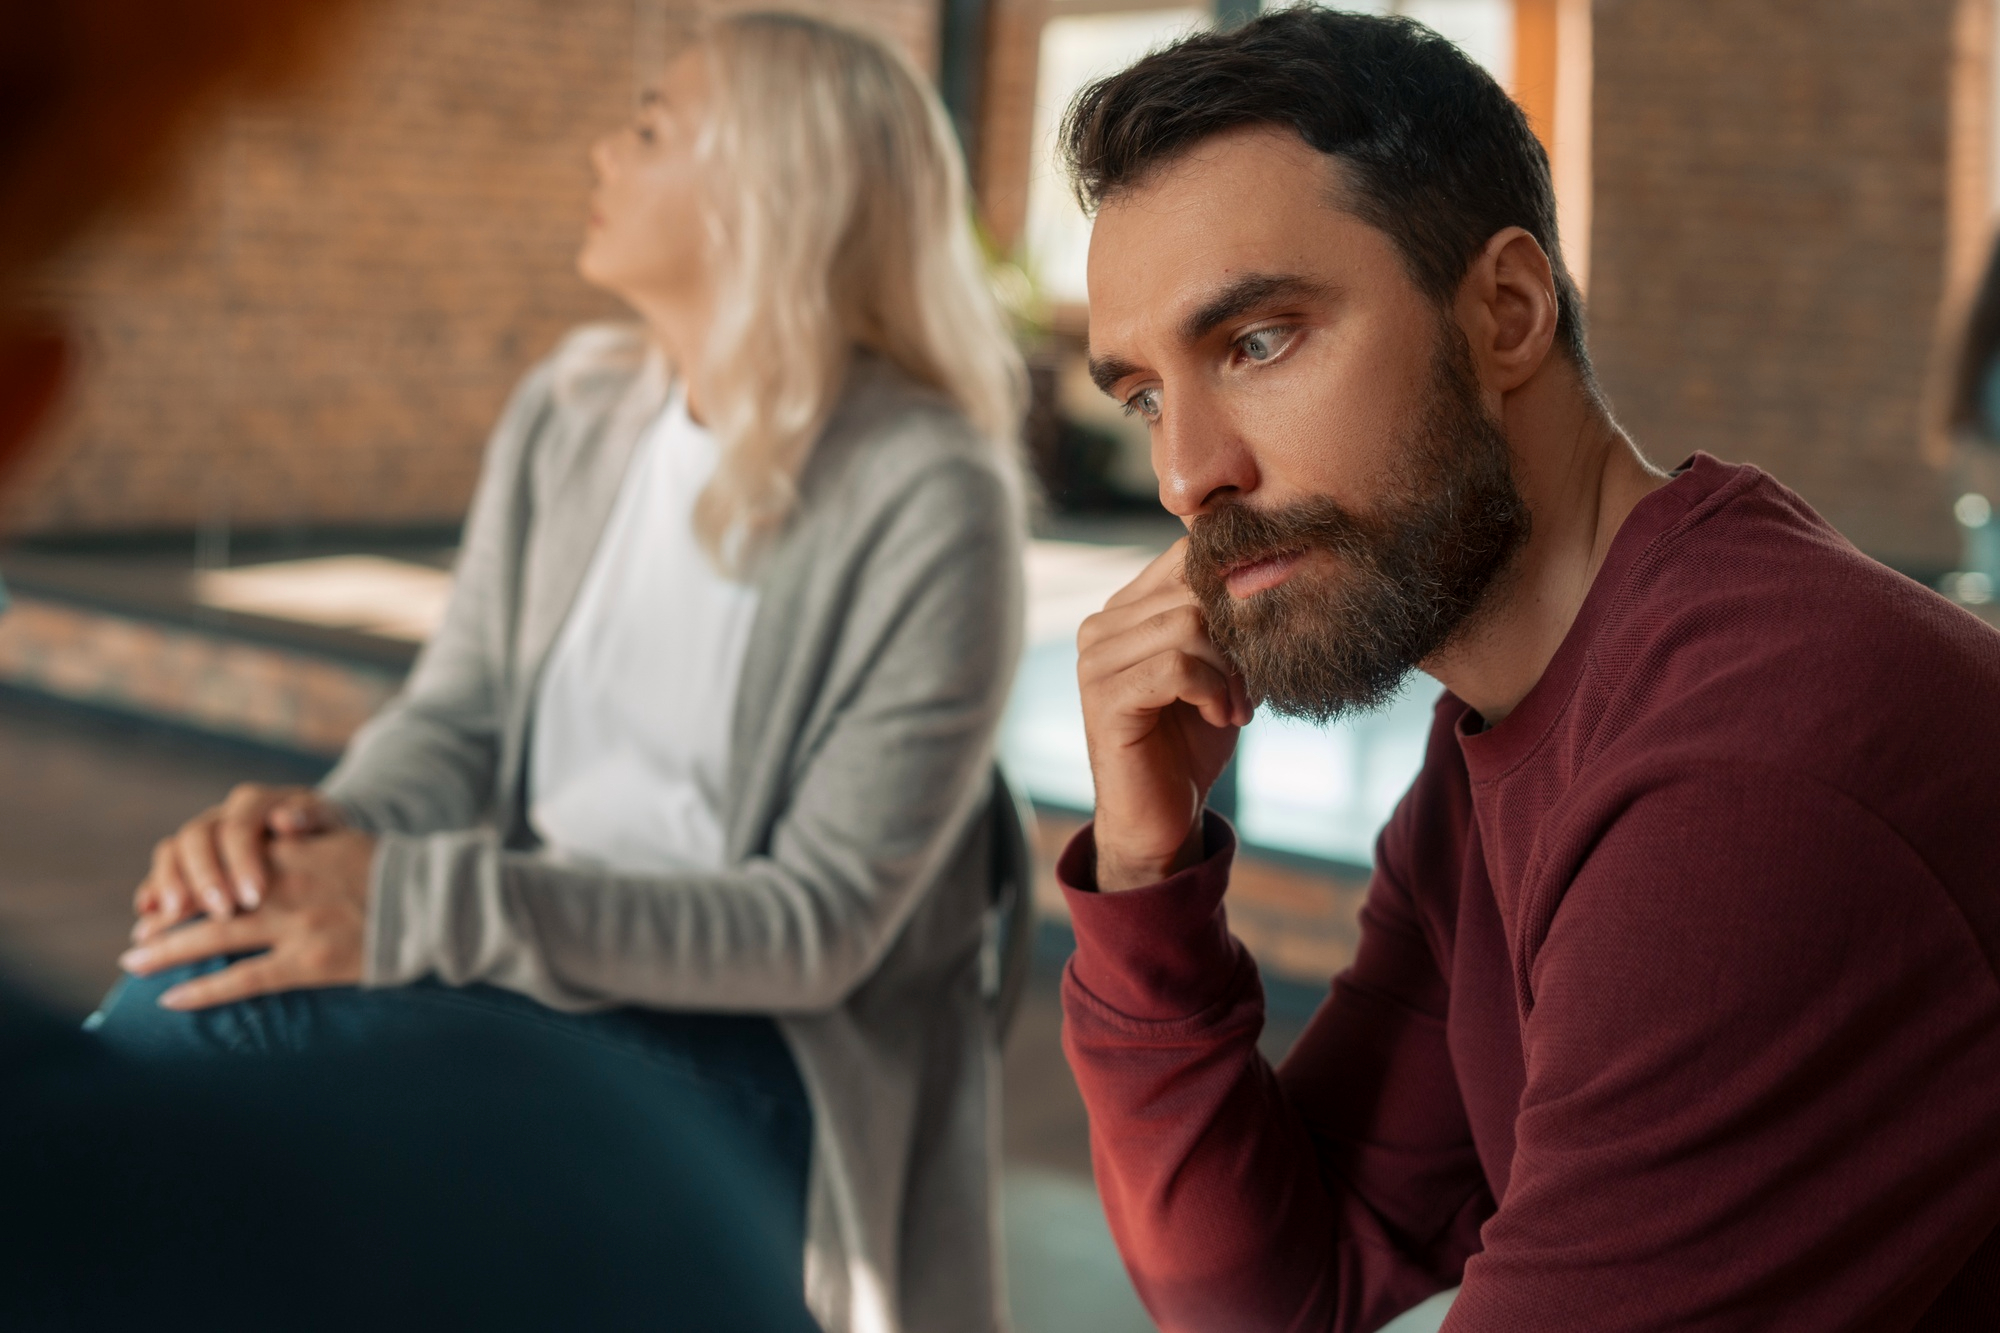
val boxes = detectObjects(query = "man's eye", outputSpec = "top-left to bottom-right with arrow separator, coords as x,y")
1123,387 -> 1162,420
1238,328 -> 1290,362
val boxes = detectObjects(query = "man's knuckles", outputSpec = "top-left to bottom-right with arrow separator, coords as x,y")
1080,612 -> 1210,684
1143,603 -> 1205,643
1145,648 -> 1222,694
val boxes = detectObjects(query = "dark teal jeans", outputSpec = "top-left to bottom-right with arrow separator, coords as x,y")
90,958 -> 812,1254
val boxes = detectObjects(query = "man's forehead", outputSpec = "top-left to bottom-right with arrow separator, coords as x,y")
1090,133 -> 1362,266
1085,138 -> 1378,366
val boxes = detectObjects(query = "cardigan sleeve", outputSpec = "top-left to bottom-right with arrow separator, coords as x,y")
320,362 -> 555,837
362,442 -> 1024,1014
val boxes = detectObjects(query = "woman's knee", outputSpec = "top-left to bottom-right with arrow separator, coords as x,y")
87,959 -> 265,1059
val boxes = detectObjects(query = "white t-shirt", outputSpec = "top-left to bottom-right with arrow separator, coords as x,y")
528,386 -> 759,875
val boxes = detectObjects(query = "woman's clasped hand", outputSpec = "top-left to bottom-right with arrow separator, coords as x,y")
123,783 -> 373,1009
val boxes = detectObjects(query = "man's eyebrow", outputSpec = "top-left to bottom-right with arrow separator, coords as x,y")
1179,273 -> 1332,344
1087,354 -> 1144,396
1086,274 -> 1333,397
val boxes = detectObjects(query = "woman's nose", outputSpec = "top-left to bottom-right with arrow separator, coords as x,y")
588,134 -> 614,180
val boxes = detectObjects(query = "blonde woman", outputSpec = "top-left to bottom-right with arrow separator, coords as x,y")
96,14 -> 1027,1332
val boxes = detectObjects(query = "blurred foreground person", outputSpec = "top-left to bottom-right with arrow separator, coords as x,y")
102,12 -> 1028,1332
1055,10 -> 2000,1331
0,3 -> 814,1330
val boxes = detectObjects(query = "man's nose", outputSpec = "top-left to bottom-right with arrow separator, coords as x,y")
1154,394 -> 1258,519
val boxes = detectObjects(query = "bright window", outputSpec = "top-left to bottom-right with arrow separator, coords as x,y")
1023,9 -> 1211,305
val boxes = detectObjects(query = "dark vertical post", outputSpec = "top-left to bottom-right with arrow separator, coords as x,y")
939,0 -> 993,180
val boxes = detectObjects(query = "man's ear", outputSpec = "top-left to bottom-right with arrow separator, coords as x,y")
1456,227 -> 1559,395
0,323 -> 71,486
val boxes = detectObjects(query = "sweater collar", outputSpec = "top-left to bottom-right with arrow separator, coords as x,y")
1454,452 -> 1735,783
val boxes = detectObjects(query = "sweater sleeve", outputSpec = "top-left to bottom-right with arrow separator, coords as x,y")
320,362 -> 554,835
1060,806 -> 1487,1333
1444,768 -> 2000,1330
1064,765 -> 2000,1332
362,450 -> 1023,1014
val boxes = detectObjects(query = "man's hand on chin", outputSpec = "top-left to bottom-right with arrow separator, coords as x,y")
1076,538 -> 1251,892
118,829 -> 376,1010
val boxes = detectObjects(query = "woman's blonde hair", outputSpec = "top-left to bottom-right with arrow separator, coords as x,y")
689,10 -> 1026,570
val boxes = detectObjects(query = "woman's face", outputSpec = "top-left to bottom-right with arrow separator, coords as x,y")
578,47 -> 713,313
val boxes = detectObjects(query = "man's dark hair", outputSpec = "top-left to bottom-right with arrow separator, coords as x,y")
1062,6 -> 1590,369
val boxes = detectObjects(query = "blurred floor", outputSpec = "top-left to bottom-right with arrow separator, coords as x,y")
0,690 -> 1451,1333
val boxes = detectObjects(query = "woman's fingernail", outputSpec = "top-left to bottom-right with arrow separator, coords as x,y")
119,948 -> 149,973
238,879 -> 261,909
158,987 -> 190,1010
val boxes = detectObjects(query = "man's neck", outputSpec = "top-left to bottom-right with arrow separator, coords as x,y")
1424,359 -> 1667,725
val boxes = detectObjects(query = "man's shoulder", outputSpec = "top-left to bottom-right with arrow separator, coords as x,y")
1588,457 -> 2000,756
1548,459 -> 2000,934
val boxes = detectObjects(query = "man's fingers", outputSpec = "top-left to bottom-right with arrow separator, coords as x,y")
157,954 -> 292,1012
119,914 -> 273,977
1100,648 -> 1243,733
1081,602 -> 1239,695
1077,582 -> 1197,652
1100,539 -> 1190,612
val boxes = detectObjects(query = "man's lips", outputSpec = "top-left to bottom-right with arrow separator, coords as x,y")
1222,549 -> 1305,598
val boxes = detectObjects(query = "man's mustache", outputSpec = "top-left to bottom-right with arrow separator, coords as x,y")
1185,496 -> 1385,585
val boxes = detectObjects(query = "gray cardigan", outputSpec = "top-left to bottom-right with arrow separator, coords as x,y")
322,325 -> 1026,1333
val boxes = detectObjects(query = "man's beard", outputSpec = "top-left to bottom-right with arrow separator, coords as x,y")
1185,326 -> 1531,724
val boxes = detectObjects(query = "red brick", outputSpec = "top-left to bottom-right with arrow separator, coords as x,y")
11,0 -> 938,537
1589,0 -> 1977,572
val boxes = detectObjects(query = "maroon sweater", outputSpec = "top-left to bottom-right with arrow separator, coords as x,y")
1060,455 -> 2000,1331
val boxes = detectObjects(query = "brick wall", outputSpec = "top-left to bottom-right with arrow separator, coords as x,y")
1589,0 -> 1986,573
8,0 -> 938,538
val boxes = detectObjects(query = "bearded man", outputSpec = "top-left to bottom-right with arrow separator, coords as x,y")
1060,10 -> 2000,1331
